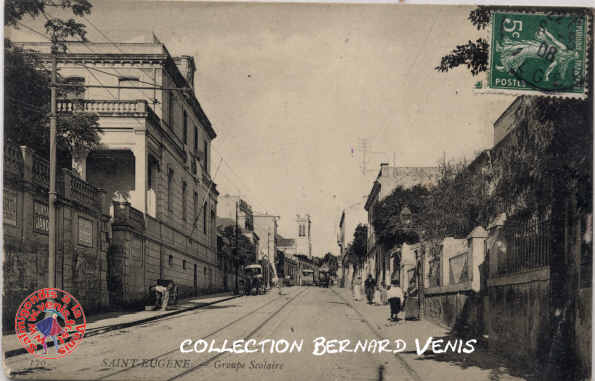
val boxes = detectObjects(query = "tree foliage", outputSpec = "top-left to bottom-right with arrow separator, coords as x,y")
4,0 -> 101,163
346,224 -> 368,269
372,185 -> 430,249
6,0 -> 92,46
220,226 -> 257,266
322,252 -> 338,275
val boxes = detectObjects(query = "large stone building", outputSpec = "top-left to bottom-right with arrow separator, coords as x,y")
364,163 -> 439,284
16,37 -> 220,304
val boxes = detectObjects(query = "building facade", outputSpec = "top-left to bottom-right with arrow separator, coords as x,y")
364,163 -> 439,285
253,214 -> 280,283
17,38 -> 220,304
337,200 -> 368,287
296,214 -> 312,259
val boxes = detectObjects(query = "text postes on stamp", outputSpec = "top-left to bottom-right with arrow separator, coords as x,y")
14,288 -> 87,360
479,11 -> 589,98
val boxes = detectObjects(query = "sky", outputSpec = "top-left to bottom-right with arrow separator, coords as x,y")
7,1 -> 516,257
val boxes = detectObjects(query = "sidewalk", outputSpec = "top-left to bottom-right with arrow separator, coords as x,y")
2,291 -> 238,359
333,287 -> 535,381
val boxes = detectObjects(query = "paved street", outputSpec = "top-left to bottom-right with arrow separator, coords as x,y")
3,286 -> 529,381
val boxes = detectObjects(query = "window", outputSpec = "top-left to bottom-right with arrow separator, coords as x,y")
182,182 -> 187,221
299,224 -> 305,237
193,192 -> 199,224
167,168 -> 174,212
194,126 -> 198,153
168,91 -> 174,129
204,267 -> 207,276
118,76 -> 139,100
203,202 -> 207,234
63,76 -> 86,100
169,255 -> 173,266
183,110 -> 188,144
3,191 -> 17,226
203,140 -> 208,172
33,201 -> 49,234
183,260 -> 187,270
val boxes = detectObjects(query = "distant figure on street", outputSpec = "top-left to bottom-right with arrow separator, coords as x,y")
380,282 -> 388,305
387,281 -> 405,321
353,275 -> 362,301
364,274 -> 376,304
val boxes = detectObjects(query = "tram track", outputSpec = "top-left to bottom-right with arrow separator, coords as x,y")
330,287 -> 423,381
97,288 -> 307,380
164,287 -> 310,381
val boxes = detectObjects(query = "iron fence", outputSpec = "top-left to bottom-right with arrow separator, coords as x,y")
497,217 -> 551,275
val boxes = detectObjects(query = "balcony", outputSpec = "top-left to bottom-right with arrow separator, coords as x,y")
57,99 -> 160,126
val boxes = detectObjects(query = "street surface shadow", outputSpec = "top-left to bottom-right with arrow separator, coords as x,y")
412,335 -> 541,381
9,367 -> 52,376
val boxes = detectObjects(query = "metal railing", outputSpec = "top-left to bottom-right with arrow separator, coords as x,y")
497,218 -> 551,275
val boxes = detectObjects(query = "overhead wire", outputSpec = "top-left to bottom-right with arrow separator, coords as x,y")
12,21 -> 269,234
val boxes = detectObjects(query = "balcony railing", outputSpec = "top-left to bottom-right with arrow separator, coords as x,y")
57,99 -> 150,114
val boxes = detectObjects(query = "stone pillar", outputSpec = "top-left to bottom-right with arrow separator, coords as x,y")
72,146 -> 90,180
468,226 -> 488,292
131,145 -> 147,214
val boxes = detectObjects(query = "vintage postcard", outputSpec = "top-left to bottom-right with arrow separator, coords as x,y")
2,1 -> 593,381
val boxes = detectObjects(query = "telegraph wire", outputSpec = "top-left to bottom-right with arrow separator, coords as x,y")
12,22 -> 269,222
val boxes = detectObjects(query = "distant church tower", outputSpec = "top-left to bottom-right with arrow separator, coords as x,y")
296,214 -> 312,259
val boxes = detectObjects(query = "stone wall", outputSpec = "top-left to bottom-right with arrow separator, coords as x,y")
108,204 -> 226,307
486,268 -> 551,366
3,145 -> 110,330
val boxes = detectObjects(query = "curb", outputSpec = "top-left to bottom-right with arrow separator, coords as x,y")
3,294 -> 240,359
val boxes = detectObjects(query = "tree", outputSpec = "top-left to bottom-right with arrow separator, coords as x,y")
346,224 -> 368,270
4,0 -> 101,163
371,185 -> 430,249
322,252 -> 338,275
435,7 -> 490,75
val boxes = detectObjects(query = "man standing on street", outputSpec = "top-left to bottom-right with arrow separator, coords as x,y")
364,274 -> 376,304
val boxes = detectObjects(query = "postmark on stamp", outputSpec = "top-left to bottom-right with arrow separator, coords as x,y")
15,288 -> 87,359
476,10 -> 590,98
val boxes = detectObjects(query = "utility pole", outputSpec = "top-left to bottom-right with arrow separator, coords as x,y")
235,200 -> 239,294
48,42 -> 58,289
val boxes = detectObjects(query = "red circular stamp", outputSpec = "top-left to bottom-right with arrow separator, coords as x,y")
14,288 -> 87,359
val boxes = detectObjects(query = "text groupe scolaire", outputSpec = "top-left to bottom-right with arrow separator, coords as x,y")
179,337 -> 477,356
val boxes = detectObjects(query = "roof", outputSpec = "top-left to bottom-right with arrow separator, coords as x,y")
14,40 -> 216,140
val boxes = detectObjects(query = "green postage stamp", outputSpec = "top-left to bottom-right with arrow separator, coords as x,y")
477,11 -> 590,98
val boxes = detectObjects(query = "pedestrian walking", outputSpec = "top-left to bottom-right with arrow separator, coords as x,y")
374,285 -> 382,306
380,282 -> 388,305
387,281 -> 405,321
365,274 -> 376,304
353,275 -> 362,301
